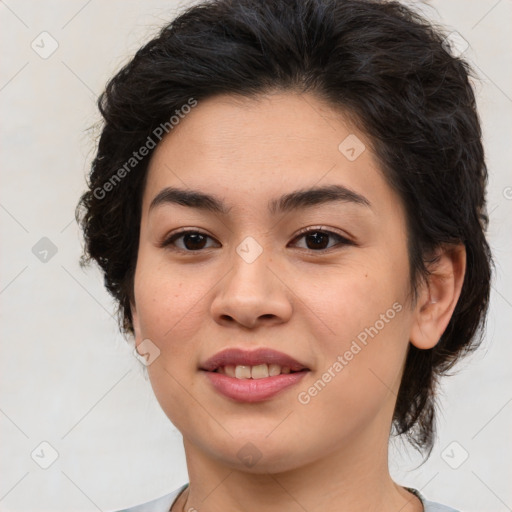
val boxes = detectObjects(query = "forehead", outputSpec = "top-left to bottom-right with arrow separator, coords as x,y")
150,92 -> 360,164
142,92 -> 399,218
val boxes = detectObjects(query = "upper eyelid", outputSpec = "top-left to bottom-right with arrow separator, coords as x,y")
292,226 -> 352,241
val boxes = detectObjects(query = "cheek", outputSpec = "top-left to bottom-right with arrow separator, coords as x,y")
293,255 -> 405,341
292,260 -> 410,412
132,255 -> 209,427
133,254 -> 208,342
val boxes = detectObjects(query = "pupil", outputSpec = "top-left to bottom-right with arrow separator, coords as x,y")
306,232 -> 328,250
184,233 -> 206,250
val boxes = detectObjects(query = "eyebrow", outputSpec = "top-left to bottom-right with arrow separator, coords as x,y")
149,184 -> 371,215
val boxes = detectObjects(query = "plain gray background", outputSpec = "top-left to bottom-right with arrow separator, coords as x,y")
1,1 -> 511,511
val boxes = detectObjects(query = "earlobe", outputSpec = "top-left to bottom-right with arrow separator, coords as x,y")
410,244 -> 466,350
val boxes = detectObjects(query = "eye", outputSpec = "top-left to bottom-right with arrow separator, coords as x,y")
289,227 -> 353,252
161,230 -> 220,252
161,227 -> 353,253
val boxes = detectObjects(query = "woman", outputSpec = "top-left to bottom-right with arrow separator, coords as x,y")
76,0 -> 492,510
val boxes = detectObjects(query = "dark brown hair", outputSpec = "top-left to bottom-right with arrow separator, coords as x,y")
76,0 -> 492,456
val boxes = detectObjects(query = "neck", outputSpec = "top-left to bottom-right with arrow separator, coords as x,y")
176,420 -> 422,512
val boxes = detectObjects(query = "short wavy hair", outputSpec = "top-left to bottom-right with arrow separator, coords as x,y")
76,0 -> 492,456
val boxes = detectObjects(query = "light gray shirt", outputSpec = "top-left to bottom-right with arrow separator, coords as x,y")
114,484 -> 460,512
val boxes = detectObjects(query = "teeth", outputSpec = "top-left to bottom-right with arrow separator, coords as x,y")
251,364 -> 269,379
268,364 -> 281,377
235,365 -> 251,379
217,364 -> 295,379
224,365 -> 236,377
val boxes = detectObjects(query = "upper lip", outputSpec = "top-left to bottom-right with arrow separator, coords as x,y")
200,348 -> 309,372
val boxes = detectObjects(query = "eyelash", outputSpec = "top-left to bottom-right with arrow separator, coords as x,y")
160,226 -> 354,254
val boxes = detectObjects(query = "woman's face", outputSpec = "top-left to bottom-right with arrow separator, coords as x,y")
131,92 -> 418,472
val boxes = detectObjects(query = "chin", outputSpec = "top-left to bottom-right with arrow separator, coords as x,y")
199,432 -> 313,474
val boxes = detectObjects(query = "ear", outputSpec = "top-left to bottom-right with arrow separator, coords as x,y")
410,244 -> 466,350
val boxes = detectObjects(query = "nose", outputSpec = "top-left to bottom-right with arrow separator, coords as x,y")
210,241 -> 293,329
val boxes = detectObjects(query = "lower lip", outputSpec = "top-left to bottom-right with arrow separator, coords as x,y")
202,370 -> 309,403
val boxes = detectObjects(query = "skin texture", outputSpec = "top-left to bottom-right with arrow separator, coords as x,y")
131,92 -> 466,512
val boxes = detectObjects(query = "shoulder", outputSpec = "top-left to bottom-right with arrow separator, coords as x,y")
406,487 -> 461,512
112,483 -> 189,512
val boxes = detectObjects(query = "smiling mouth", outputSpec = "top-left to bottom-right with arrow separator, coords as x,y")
212,364 -> 308,379
202,364 -> 310,403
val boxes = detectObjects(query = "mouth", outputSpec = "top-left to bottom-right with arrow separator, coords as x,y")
199,348 -> 310,402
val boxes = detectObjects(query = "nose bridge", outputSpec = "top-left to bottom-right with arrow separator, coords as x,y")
228,234 -> 274,298
210,234 -> 292,327
235,235 -> 267,267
